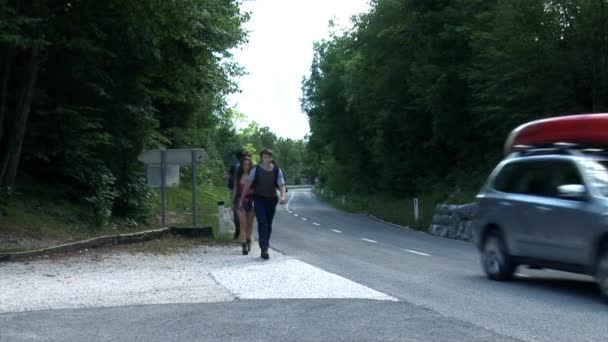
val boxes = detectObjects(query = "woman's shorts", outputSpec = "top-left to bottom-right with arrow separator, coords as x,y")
235,193 -> 254,212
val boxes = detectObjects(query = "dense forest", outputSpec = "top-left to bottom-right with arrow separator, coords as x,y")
0,0 -> 309,225
302,0 -> 608,199
5,0 -> 608,229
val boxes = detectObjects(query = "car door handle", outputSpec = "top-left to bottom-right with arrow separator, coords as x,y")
535,206 -> 552,212
499,201 -> 513,207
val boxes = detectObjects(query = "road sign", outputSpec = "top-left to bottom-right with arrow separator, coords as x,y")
138,148 -> 205,228
146,165 -> 180,188
138,149 -> 205,165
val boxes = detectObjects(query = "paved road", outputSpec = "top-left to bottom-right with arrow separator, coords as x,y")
270,189 -> 608,342
1,299 -> 518,342
2,188 -> 607,341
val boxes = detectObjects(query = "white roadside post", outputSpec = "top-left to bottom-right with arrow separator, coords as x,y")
218,201 -> 225,235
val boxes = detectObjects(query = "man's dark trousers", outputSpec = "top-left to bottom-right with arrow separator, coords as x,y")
253,195 -> 278,251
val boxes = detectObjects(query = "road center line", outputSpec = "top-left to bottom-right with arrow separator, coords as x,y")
361,238 -> 377,244
301,217 -> 308,221
313,222 -> 321,226
331,229 -> 342,234
294,214 -> 299,217
286,192 -> 295,210
402,249 -> 430,257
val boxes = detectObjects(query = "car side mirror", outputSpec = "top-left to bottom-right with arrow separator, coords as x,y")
557,184 -> 587,200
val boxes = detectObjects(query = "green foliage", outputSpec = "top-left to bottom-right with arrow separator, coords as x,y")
2,0 -> 250,224
147,184 -> 229,237
82,167 -> 118,225
302,0 -> 608,210
214,118 -> 312,185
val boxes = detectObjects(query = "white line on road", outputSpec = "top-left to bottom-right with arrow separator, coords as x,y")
301,217 -> 308,221
361,238 -> 378,244
294,214 -> 299,217
313,222 -> 321,226
286,192 -> 295,210
331,229 -> 342,234
402,249 -> 430,257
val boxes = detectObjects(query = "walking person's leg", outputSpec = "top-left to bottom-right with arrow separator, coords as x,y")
246,210 -> 255,252
238,209 -> 248,255
265,196 -> 279,245
254,196 -> 270,259
232,207 -> 240,240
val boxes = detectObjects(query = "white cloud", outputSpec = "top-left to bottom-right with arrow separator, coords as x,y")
227,0 -> 371,139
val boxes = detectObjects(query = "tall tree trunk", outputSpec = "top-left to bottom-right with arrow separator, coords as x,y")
1,46 -> 40,188
0,46 -> 15,147
0,0 -> 22,188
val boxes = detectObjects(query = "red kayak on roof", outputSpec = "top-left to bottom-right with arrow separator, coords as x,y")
504,113 -> 608,155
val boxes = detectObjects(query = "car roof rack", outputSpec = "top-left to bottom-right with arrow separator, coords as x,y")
509,142 -> 585,158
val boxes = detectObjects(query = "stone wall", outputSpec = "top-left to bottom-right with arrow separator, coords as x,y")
428,202 -> 478,242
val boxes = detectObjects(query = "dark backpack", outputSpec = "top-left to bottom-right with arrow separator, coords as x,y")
227,164 -> 239,190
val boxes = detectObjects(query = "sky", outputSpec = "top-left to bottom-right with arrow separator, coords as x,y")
226,0 -> 371,140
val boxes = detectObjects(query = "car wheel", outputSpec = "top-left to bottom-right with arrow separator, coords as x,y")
596,249 -> 608,302
481,233 -> 514,281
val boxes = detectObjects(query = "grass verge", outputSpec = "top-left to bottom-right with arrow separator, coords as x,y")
0,183 -> 233,253
147,182 -> 233,238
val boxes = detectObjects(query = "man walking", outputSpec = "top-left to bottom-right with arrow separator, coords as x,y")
239,149 -> 286,260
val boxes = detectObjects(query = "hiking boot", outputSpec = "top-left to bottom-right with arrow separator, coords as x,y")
261,250 -> 269,260
241,243 -> 248,255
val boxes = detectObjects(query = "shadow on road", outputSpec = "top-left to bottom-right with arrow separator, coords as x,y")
461,272 -> 603,304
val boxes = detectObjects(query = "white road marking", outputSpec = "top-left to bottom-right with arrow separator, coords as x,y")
402,249 -> 431,257
331,229 -> 342,234
361,238 -> 377,244
313,222 -> 321,226
301,217 -> 308,221
212,258 -> 397,301
294,214 -> 299,217
286,192 -> 295,210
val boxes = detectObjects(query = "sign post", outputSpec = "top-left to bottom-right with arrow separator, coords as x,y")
161,150 -> 167,227
191,150 -> 198,226
138,148 -> 205,228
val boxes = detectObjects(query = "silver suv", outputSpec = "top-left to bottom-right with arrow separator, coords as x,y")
473,145 -> 608,300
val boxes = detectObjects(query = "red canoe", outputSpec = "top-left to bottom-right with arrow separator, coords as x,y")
504,113 -> 608,155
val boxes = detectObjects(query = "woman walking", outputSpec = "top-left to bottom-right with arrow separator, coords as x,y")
232,156 -> 255,254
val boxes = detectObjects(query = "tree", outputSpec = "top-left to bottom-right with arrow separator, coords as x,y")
1,0 -> 249,222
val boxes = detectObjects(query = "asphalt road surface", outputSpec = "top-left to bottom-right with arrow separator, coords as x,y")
1,188 -> 607,342
272,189 -> 608,342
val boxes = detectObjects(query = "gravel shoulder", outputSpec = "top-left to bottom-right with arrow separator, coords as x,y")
0,243 -> 395,314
